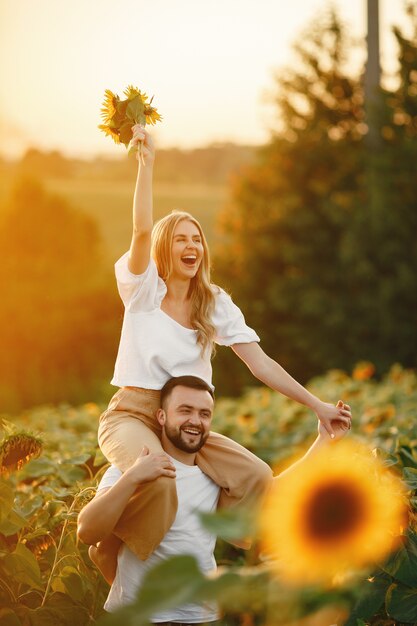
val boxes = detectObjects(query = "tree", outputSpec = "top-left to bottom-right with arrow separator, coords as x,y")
0,178 -> 120,411
212,8 -> 417,395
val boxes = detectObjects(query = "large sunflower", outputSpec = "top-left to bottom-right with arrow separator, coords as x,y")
260,439 -> 407,585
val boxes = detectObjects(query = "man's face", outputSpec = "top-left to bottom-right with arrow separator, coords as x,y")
160,386 -> 213,453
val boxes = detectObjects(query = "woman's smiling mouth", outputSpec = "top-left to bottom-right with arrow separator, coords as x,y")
181,255 -> 197,267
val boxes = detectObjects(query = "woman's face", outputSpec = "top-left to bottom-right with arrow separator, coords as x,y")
170,219 -> 204,280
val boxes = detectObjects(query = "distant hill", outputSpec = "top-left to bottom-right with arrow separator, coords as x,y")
0,143 -> 258,185
0,144 -> 258,260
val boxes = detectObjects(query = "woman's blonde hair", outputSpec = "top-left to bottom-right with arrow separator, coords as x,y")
151,211 -> 217,354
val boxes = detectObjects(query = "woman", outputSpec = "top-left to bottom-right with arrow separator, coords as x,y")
95,125 -> 351,576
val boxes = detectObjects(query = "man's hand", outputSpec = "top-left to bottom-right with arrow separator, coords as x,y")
318,400 -> 352,442
124,446 -> 176,486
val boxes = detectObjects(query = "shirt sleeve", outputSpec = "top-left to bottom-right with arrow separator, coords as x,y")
213,288 -> 260,346
97,465 -> 123,491
114,253 -> 166,313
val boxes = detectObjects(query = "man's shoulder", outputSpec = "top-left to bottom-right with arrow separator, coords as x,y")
97,465 -> 122,491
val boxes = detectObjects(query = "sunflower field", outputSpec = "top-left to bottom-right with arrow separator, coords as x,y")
0,363 -> 416,626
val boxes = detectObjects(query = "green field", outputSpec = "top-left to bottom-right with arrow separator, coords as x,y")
1,365 -> 416,625
0,173 -> 229,262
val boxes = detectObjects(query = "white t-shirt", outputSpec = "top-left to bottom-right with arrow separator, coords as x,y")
101,460 -> 221,622
111,254 -> 259,389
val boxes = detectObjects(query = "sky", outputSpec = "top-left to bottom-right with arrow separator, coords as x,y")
0,0 -> 412,158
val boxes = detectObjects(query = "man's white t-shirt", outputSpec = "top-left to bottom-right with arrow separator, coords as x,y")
100,459 -> 221,622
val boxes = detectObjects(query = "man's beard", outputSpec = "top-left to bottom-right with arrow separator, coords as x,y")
164,422 -> 209,453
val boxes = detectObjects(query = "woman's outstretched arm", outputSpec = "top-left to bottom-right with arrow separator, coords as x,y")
232,342 -> 351,438
127,125 -> 156,275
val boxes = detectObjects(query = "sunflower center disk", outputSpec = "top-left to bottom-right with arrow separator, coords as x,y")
304,480 -> 366,543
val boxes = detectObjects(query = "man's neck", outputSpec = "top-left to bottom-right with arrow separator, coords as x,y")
161,434 -> 197,466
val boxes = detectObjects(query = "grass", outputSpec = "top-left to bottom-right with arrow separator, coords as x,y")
0,173 -> 229,261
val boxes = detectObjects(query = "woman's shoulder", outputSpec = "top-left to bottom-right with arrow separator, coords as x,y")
115,253 -> 166,310
211,284 -> 239,313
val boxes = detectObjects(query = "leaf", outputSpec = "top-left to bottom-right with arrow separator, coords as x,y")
17,494 -> 43,517
194,567 -> 269,612
18,457 -> 55,480
382,530 -> 417,586
57,464 -> 86,485
402,466 -> 417,489
29,592 -> 90,626
2,543 -> 42,590
135,555 -> 205,617
126,95 -> 145,124
386,582 -> 417,622
93,448 -> 107,467
98,555 -> 206,626
199,507 -> 257,542
119,121 -> 134,147
0,481 -> 14,523
0,508 -> 28,536
344,576 -> 388,626
397,447 -> 417,469
51,566 -> 85,603
67,454 -> 91,466
0,608 -> 22,626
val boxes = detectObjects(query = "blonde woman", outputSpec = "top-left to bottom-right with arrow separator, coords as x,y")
94,125 -> 351,578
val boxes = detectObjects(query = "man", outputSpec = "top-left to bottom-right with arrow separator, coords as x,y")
77,375 -> 351,621
78,375 -> 221,621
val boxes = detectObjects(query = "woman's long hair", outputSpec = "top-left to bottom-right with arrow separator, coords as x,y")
151,211 -> 217,355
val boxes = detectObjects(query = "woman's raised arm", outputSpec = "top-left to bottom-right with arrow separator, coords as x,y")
127,125 -> 156,275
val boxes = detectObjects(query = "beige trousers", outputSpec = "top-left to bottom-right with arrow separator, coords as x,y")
98,387 -> 273,560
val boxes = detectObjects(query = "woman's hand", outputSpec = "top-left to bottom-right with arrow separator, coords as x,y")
317,406 -> 351,442
124,446 -> 176,485
130,124 -> 155,166
315,400 -> 352,439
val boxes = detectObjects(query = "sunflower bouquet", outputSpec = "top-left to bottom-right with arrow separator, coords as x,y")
98,85 -> 162,157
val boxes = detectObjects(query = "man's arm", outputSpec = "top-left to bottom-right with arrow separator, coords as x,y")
276,413 -> 351,482
77,447 -> 176,546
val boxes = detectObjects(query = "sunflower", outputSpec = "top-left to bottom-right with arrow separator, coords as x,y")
26,533 -> 54,557
0,432 -> 43,474
98,84 -> 162,149
144,104 -> 163,125
259,439 -> 407,585
353,361 -> 376,381
98,124 -> 120,144
123,85 -> 148,103
100,89 -> 119,123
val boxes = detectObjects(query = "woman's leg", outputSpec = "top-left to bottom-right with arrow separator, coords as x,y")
88,537 -> 119,585
196,431 -> 273,548
97,388 -> 178,562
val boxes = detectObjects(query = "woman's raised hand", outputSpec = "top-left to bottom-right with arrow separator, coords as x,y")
130,124 -> 155,166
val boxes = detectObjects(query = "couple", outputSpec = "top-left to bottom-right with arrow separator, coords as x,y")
78,374 -> 351,621
78,124 -> 351,619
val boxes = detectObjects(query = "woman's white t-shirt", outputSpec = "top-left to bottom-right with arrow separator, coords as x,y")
111,253 -> 260,389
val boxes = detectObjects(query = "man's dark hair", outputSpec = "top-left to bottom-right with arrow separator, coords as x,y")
160,376 -> 214,409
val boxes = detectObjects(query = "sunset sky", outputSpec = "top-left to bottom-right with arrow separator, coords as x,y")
0,0 -> 411,158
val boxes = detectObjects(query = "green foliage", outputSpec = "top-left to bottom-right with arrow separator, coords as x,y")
213,8 -> 417,394
0,366 -> 415,625
0,177 -> 121,412
0,402 -> 108,624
